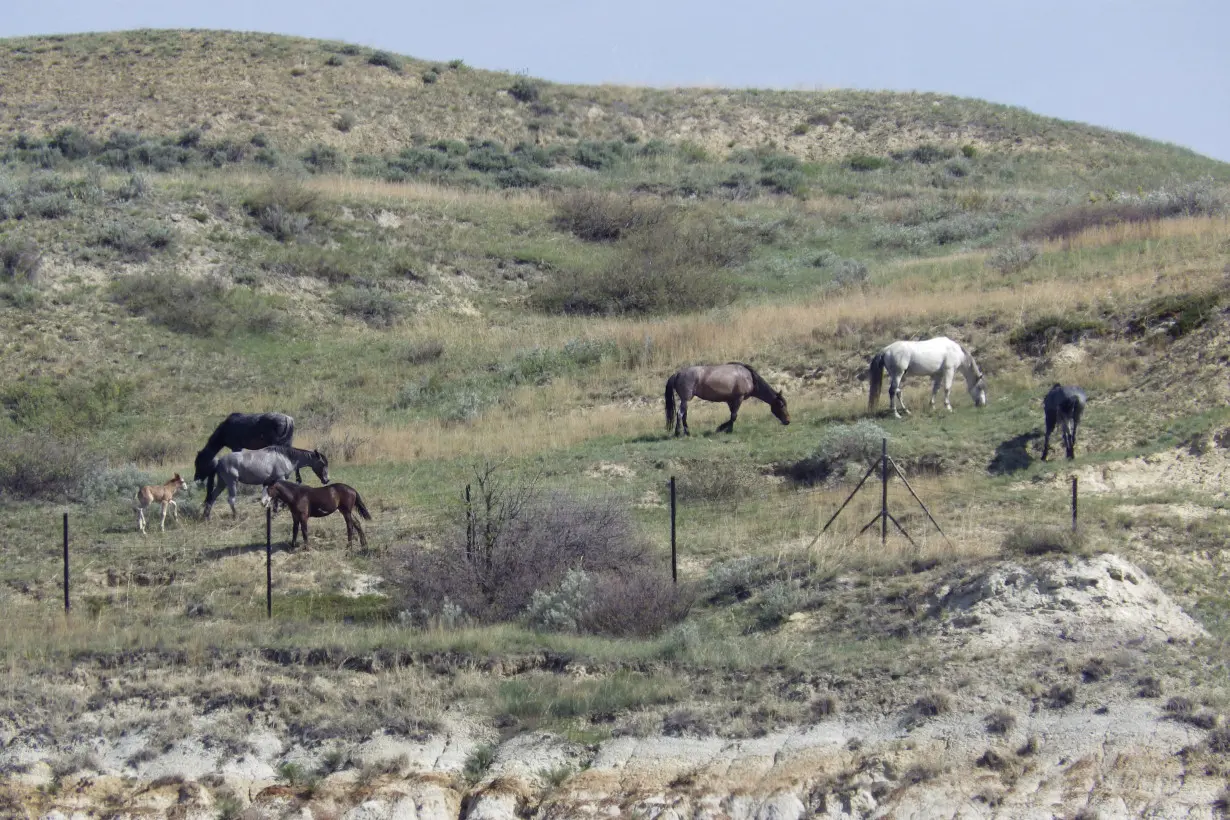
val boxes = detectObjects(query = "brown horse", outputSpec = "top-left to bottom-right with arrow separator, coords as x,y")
135,473 -> 188,534
261,479 -> 371,550
665,362 -> 789,436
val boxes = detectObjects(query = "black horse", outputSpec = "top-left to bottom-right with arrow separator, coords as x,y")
1042,385 -> 1087,461
194,412 -> 296,500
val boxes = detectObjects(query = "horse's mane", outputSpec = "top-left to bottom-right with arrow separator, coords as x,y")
265,444 -> 319,460
959,345 -> 984,379
728,362 -> 779,397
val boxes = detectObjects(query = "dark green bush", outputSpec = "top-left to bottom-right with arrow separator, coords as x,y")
1,374 -> 135,437
848,154 -> 888,172
367,51 -> 402,72
508,76 -> 541,103
553,191 -> 668,242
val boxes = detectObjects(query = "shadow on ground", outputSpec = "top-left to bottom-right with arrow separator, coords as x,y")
988,430 -> 1041,475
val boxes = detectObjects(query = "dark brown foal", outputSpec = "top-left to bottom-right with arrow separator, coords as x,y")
262,479 -> 371,550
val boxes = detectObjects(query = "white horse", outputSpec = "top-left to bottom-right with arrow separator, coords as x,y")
867,336 -> 987,418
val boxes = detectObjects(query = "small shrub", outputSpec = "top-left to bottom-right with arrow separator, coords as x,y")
1081,657 -> 1110,682
812,250 -> 868,289
553,191 -> 666,242
961,144 -> 978,158
525,569 -> 593,633
1134,290 -> 1226,340
96,220 -> 176,261
405,339 -> 445,364
913,691 -> 951,717
1008,315 -> 1108,357
462,744 -> 496,786
244,181 -> 320,230
112,272 -> 282,337
703,555 -> 780,605
1043,684 -> 1076,708
0,433 -> 101,500
257,205 -> 310,242
985,708 -> 1016,735
302,144 -> 346,173
508,76 -> 541,103
986,242 -> 1039,275
325,54 -> 344,67
908,144 -> 954,164
786,420 -> 888,485
116,173 -> 150,201
1137,676 -> 1162,698
1207,727 -> 1230,754
675,460 -> 764,503
78,463 -> 158,506
333,285 -> 405,327
848,154 -> 887,172
1003,525 -> 1086,556
755,580 -> 807,629
367,50 -> 402,72
0,237 -> 41,284
334,112 -> 357,133
386,467 -> 660,625
131,433 -> 179,465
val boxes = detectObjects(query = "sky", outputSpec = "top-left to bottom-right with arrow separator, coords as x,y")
5,0 -> 1229,163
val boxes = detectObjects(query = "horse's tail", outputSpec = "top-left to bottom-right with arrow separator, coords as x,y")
868,352 -> 886,411
665,374 -> 677,430
354,491 -> 372,520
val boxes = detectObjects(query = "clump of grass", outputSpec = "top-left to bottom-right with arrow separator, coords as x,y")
0,432 -> 101,500
1002,525 -> 1087,557
913,691 -> 951,717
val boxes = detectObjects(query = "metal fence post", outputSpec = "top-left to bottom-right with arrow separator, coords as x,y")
669,476 -> 677,584
266,507 -> 273,619
62,512 -> 70,616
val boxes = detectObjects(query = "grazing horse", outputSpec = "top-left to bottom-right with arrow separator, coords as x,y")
1042,384 -> 1087,461
193,412 -> 296,501
665,362 -> 789,436
135,473 -> 188,534
868,336 -> 987,419
203,446 -> 329,520
261,479 -> 371,550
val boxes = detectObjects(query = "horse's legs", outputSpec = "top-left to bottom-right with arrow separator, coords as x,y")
929,374 -> 943,411
342,509 -> 366,549
941,368 -> 956,412
169,499 -> 178,522
718,397 -> 743,434
1042,411 -> 1055,462
159,501 -> 169,532
226,481 -> 239,518
137,505 -> 147,535
678,396 -> 690,436
889,373 -> 908,418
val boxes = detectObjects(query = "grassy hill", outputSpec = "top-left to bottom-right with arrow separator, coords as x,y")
2,28 -> 1230,816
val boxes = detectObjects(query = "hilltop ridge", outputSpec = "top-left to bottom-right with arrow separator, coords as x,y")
0,28 -> 1223,172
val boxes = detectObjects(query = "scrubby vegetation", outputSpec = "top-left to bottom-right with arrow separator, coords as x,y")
1,31 -> 1230,811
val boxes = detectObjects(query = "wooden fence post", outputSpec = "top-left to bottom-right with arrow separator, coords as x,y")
669,476 -> 677,584
266,506 -> 273,619
62,512 -> 70,616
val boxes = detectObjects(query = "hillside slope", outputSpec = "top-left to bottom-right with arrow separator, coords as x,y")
0,28 -> 1224,172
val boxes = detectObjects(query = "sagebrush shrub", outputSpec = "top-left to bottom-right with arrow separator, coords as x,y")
0,433 -> 101,501
508,76 -> 540,103
387,468 -> 674,631
332,285 -> 404,327
1002,525 -> 1087,556
367,51 -> 402,72
786,421 -> 889,485
986,242 -> 1039,275
0,237 -> 41,284
112,272 -> 282,337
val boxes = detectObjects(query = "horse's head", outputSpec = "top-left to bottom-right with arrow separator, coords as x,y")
260,478 -> 283,509
771,392 -> 791,425
172,473 -> 188,491
192,449 -> 216,483
311,449 -> 330,484
969,376 -> 988,408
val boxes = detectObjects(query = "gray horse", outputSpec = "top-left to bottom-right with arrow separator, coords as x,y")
1042,384 -> 1087,461
203,445 -> 329,519
665,362 -> 789,436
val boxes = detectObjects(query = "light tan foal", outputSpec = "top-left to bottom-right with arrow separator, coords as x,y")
135,473 -> 189,534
